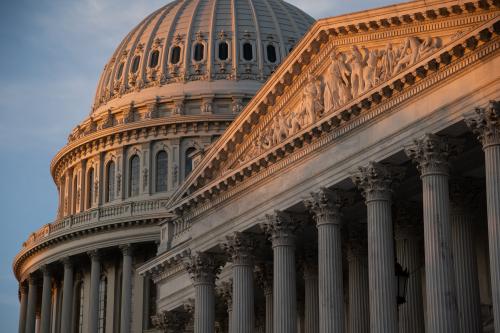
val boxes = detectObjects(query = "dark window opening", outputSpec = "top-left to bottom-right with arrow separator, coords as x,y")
267,44 -> 277,63
116,62 -> 124,79
243,43 -> 253,61
149,50 -> 160,68
170,46 -> 181,64
193,43 -> 204,61
218,42 -> 229,60
131,56 -> 140,73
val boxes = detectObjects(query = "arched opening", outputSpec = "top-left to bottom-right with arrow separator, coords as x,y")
243,43 -> 253,61
218,42 -> 229,60
193,43 -> 204,61
129,155 -> 140,197
131,56 -> 141,73
267,44 -> 277,63
72,175 -> 78,214
170,46 -> 181,64
149,50 -> 160,68
156,151 -> 168,192
185,147 -> 197,179
116,62 -> 124,79
106,161 -> 115,203
87,168 -> 94,209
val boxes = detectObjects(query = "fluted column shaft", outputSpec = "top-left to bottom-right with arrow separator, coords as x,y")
304,267 -> 319,333
25,276 -> 37,333
40,267 -> 52,333
88,251 -> 101,333
18,285 -> 28,333
347,248 -> 369,333
265,290 -> 273,333
120,245 -> 133,333
465,101 -> 500,332
405,134 -> 460,333
451,208 -> 481,333
60,258 -> 74,333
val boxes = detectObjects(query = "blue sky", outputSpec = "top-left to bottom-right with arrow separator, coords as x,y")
0,0 -> 399,330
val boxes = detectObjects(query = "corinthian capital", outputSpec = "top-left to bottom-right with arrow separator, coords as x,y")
221,232 -> 255,265
304,187 -> 353,226
350,162 -> 405,202
261,210 -> 299,247
464,100 -> 500,148
183,252 -> 223,285
404,133 -> 462,176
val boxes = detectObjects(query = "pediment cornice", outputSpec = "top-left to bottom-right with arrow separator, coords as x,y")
169,1 -> 499,214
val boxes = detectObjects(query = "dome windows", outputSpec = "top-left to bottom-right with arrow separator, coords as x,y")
193,43 -> 205,62
116,62 -> 124,80
242,43 -> 253,61
131,56 -> 141,73
170,46 -> 181,64
129,155 -> 140,197
218,42 -> 229,61
266,44 -> 277,63
155,151 -> 168,192
149,50 -> 160,68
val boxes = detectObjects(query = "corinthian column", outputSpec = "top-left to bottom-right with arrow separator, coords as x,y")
351,162 -> 404,333
449,178 -> 482,333
262,211 -> 298,333
184,252 -> 222,333
222,232 -> 255,333
255,262 -> 273,333
394,203 -> 424,333
304,188 -> 349,333
405,134 -> 461,333
60,257 -> 74,333
39,266 -> 52,333
120,245 -> 133,333
25,275 -> 38,333
88,250 -> 101,333
18,283 -> 28,333
464,101 -> 500,332
346,223 -> 369,333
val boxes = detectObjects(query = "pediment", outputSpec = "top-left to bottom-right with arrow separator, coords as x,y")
169,0 -> 499,211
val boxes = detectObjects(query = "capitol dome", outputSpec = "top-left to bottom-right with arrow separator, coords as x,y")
91,0 -> 314,116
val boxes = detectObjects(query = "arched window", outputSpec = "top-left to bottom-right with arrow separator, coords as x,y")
116,62 -> 124,79
218,42 -> 229,60
156,151 -> 168,192
266,44 -> 277,63
170,46 -> 181,64
106,161 -> 115,202
98,276 -> 107,333
74,281 -> 84,333
185,147 -> 197,178
72,175 -> 78,214
129,155 -> 140,197
87,168 -> 94,209
243,43 -> 253,61
131,56 -> 141,73
149,50 -> 160,68
193,43 -> 204,61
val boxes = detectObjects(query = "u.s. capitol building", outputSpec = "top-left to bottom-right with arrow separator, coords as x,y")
13,0 -> 500,333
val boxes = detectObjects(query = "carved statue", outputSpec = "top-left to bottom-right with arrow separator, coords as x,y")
349,45 -> 367,97
301,74 -> 321,126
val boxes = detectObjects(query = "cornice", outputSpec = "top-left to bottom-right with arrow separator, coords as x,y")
169,0 -> 499,206
170,15 -> 499,222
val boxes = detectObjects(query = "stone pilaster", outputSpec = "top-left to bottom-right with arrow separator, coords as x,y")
217,280 -> 233,333
18,283 -> 28,333
39,266 -> 52,333
261,211 -> 299,333
88,250 -> 101,333
346,223 -> 369,333
60,257 -> 74,333
449,178 -> 482,333
120,245 -> 133,333
222,232 -> 255,333
464,100 -> 500,333
184,252 -> 222,333
351,162 -> 404,333
25,275 -> 38,333
255,263 -> 273,333
394,202 -> 424,333
405,134 -> 461,333
304,187 -> 349,333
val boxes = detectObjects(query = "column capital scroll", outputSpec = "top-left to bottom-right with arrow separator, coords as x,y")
464,100 -> 500,148
221,232 -> 255,265
350,162 -> 405,202
87,249 -> 101,260
183,252 -> 223,285
304,187 -> 353,226
119,244 -> 133,256
261,210 -> 299,247
60,256 -> 73,268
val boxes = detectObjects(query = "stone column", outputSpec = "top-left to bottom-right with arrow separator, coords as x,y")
394,203 -> 424,333
303,257 -> 319,333
351,162 -> 404,333
464,101 -> 500,332
120,245 -> 133,333
88,250 -> 101,333
60,257 -> 74,333
346,222 -> 369,333
184,252 -> 222,333
255,263 -> 273,333
262,211 -> 298,333
39,266 -> 52,333
218,281 -> 233,333
18,284 -> 28,333
25,275 -> 38,333
405,134 -> 460,333
449,178 -> 482,333
222,232 -> 255,333
304,188 -> 349,333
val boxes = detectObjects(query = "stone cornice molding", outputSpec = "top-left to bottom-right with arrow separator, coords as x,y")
464,100 -> 500,148
168,11 -> 499,221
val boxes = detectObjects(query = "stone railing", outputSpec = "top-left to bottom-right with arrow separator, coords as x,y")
22,198 -> 170,249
